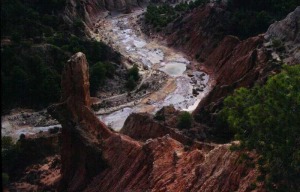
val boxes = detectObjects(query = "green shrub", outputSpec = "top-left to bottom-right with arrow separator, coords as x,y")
2,173 -> 9,187
227,0 -> 298,39
177,111 -> 193,129
126,76 -> 137,91
154,113 -> 165,121
128,65 -> 140,81
219,64 -> 300,191
2,136 -> 14,150
90,62 -> 107,95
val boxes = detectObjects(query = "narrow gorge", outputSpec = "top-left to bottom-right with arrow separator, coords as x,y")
1,1 -> 299,191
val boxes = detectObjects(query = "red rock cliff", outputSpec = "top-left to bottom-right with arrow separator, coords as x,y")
48,52 -> 113,191
49,52 -> 264,192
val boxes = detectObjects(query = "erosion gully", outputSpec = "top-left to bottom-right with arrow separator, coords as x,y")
1,9 -> 211,140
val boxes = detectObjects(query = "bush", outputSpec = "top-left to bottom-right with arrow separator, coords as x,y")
2,173 -> 9,187
154,113 -> 165,121
125,65 -> 140,91
2,136 -> 14,150
90,62 -> 107,95
227,0 -> 298,39
145,1 -> 206,29
126,76 -> 137,91
177,111 -> 193,129
219,64 -> 300,191
128,65 -> 140,81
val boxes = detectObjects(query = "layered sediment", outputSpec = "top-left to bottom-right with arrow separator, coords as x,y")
48,52 -> 263,192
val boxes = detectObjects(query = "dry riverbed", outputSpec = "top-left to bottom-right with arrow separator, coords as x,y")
92,9 -> 211,131
2,9 -> 211,138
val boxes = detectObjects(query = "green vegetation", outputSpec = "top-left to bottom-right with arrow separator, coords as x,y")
154,113 -> 166,121
145,4 -> 177,28
145,0 -> 298,39
2,173 -> 9,187
126,65 -> 140,91
90,62 -> 116,95
219,65 -> 300,191
177,111 -> 193,129
127,65 -> 140,81
1,0 -> 67,38
145,1 -> 209,29
227,0 -> 299,39
2,136 -> 22,181
1,0 -> 120,112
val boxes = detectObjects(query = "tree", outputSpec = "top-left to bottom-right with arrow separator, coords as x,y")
11,65 -> 30,101
178,111 -> 193,129
90,62 -> 106,95
220,65 -> 300,191
128,65 -> 139,81
39,69 -> 61,105
126,76 -> 137,91
2,173 -> 9,187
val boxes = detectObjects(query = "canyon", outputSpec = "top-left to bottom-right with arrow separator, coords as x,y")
2,1 -> 300,191
48,52 -> 263,192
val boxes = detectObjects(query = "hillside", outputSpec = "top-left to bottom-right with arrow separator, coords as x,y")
1,0 -> 299,191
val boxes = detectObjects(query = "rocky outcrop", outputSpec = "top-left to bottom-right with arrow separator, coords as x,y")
85,137 -> 263,192
165,6 -> 299,130
9,155 -> 61,192
121,106 -> 207,143
64,0 -> 149,27
192,6 -> 300,133
121,112 -> 193,144
265,6 -> 300,64
192,34 -> 273,139
64,0 -> 185,27
64,0 -> 105,28
48,52 -> 113,191
49,52 -> 264,191
166,4 -> 230,61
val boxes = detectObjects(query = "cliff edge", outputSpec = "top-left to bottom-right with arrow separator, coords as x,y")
49,52 -> 264,192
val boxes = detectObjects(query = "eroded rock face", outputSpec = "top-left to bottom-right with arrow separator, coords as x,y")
265,6 -> 300,64
121,106 -> 208,143
85,135 -> 264,192
64,0 -> 149,27
9,155 -> 61,192
64,0 -> 185,27
48,52 -> 113,191
166,4 -> 231,61
192,34 -> 272,135
192,6 -> 300,132
121,112 -> 193,144
48,52 -> 264,191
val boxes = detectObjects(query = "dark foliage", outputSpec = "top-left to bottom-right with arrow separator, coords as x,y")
227,0 -> 299,39
126,65 -> 140,91
145,1 -> 209,29
177,111 -> 193,129
1,0 -> 120,112
219,65 -> 300,191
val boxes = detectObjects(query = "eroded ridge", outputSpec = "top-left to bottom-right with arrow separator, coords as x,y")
49,52 -> 263,192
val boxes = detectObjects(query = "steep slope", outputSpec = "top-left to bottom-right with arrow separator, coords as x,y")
166,4 -> 230,61
64,0 -> 146,26
49,52 -> 264,192
64,0 -> 182,27
182,6 -> 300,134
265,6 -> 300,64
48,52 -> 113,191
193,35 -> 271,130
